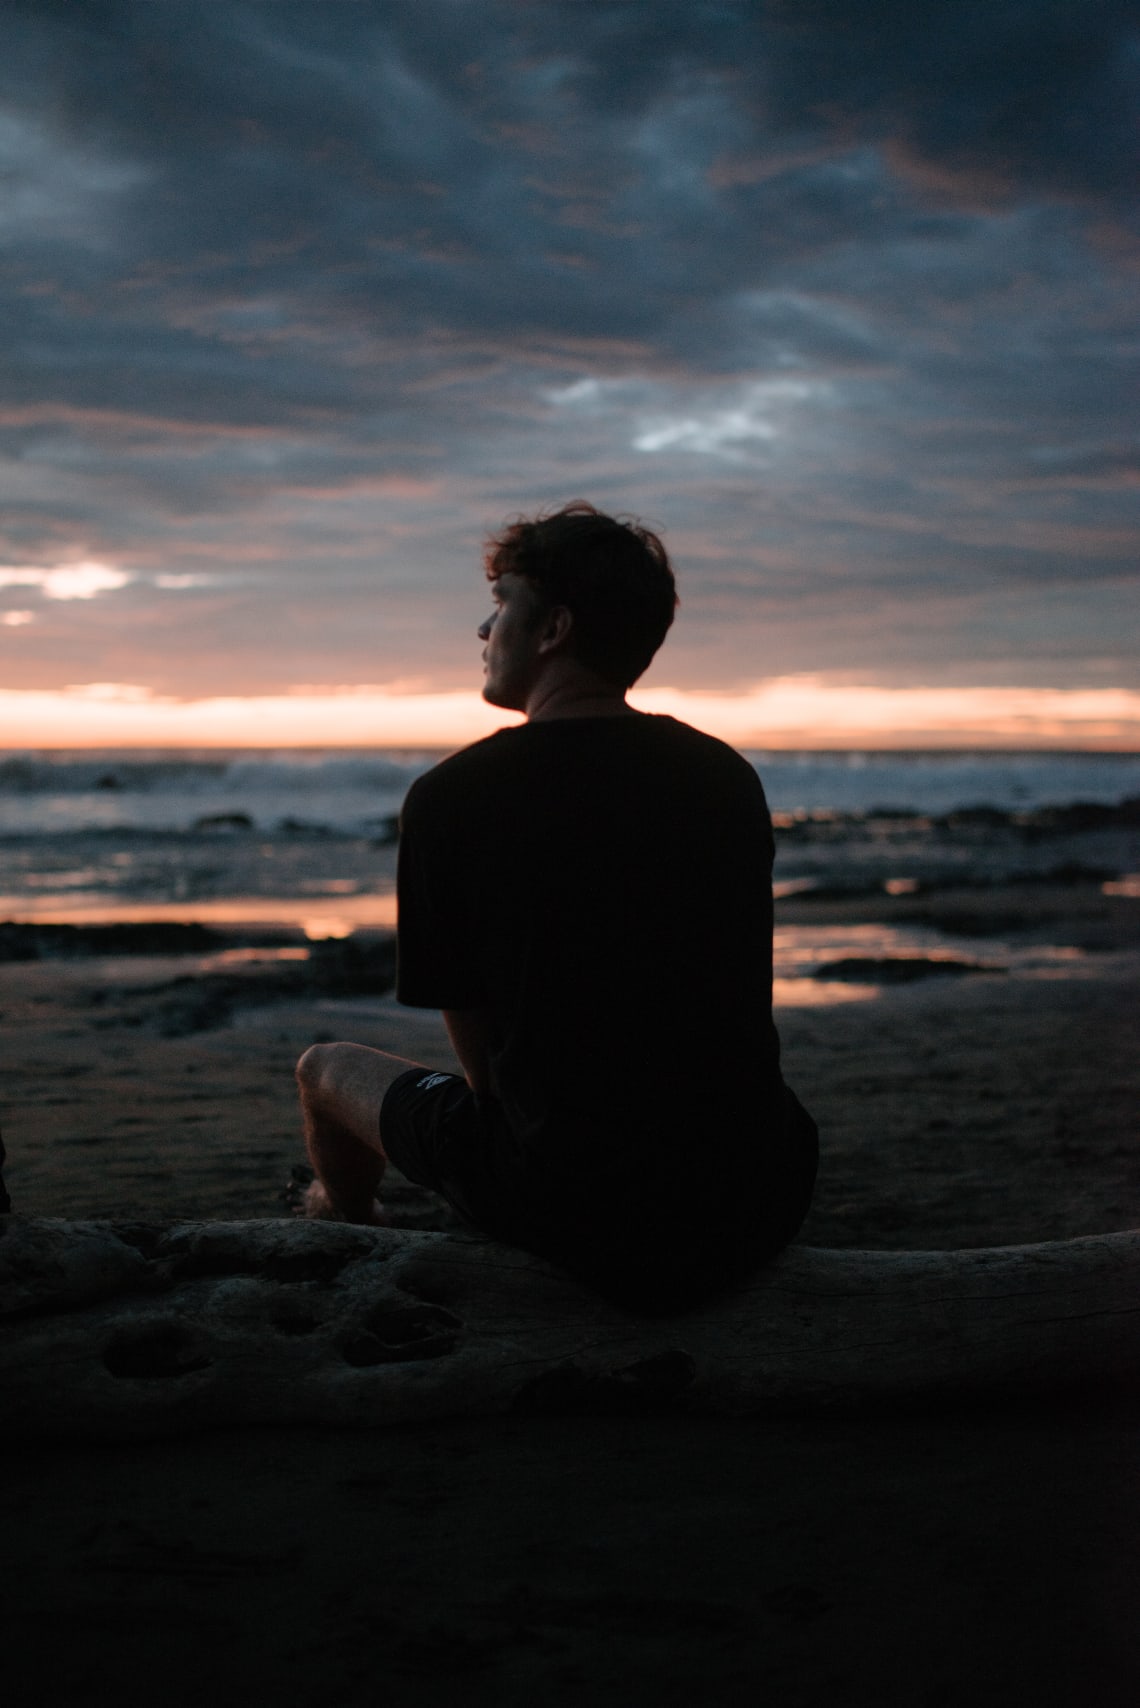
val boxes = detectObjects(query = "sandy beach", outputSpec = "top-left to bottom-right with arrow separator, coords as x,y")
5,879 -> 1136,1245
3,876 -> 1138,1705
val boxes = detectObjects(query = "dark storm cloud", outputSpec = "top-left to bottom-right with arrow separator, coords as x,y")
0,0 -> 1136,695
759,0 -> 1139,209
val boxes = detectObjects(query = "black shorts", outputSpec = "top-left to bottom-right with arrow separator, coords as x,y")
380,1065 -> 819,1315
380,1066 -> 532,1240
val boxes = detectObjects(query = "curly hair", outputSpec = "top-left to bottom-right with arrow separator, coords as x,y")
483,501 -> 678,689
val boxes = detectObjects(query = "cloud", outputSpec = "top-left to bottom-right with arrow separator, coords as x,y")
758,0 -> 1140,211
0,1 -> 1134,712
0,559 -> 130,599
632,380 -> 817,458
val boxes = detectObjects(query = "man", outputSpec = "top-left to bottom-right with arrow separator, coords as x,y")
295,502 -> 816,1313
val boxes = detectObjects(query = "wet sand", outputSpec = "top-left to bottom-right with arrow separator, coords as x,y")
4,882 -> 1136,1245
3,880 -> 1138,1706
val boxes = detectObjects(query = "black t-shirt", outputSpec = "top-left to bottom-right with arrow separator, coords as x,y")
396,713 -> 786,1205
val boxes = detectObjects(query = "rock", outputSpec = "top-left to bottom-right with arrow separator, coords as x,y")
0,921 -> 227,962
83,932 -> 398,1035
0,1217 -> 1135,1441
812,956 -> 1000,984
192,812 -> 254,831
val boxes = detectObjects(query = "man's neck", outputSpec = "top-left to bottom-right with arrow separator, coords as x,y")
524,677 -> 636,722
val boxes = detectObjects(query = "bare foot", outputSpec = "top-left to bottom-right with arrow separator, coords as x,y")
298,1178 -> 339,1219
283,1165 -> 388,1225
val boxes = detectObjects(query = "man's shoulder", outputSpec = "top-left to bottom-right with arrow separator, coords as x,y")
401,725 -> 528,818
644,715 -> 766,787
647,714 -> 752,763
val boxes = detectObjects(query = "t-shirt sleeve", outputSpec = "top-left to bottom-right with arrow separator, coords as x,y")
395,778 -> 488,1010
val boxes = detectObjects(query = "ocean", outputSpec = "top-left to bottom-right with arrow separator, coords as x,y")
2,747 -> 1137,838
2,746 -> 1136,1005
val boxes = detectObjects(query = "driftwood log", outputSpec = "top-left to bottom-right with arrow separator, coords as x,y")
1,1216 -> 1136,1441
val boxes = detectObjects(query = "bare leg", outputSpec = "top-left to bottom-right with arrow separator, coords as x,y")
295,1041 -> 425,1225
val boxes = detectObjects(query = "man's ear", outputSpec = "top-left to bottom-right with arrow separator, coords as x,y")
537,604 -> 573,654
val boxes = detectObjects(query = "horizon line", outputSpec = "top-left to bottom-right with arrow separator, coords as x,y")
0,678 -> 1137,752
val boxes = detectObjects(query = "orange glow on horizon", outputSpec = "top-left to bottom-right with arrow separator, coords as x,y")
0,678 -> 1136,750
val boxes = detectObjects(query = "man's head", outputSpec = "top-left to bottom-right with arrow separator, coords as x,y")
479,502 -> 677,710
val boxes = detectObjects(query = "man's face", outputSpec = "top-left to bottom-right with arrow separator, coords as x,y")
478,572 -> 548,710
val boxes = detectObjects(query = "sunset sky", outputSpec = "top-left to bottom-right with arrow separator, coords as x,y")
1,0 -> 1137,748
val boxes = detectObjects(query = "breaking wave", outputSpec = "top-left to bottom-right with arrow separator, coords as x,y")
0,747 -> 1136,836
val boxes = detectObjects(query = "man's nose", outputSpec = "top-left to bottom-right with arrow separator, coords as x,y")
477,615 -> 493,641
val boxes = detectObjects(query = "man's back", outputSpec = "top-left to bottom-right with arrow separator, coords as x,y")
398,713 -> 785,1201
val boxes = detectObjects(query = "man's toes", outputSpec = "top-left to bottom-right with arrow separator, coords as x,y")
282,1163 -> 315,1214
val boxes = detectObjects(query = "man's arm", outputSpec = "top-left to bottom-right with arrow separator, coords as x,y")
443,1008 -> 495,1096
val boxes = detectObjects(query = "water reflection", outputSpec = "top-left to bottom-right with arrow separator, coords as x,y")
773,978 -> 878,1007
0,892 -> 399,937
0,892 -> 1103,1000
